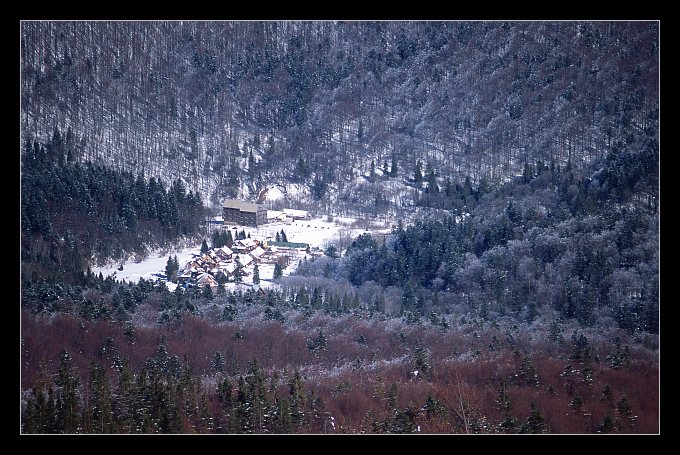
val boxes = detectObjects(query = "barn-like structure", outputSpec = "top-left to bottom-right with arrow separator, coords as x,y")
222,199 -> 268,227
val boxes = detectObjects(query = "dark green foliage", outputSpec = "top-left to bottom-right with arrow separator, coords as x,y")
212,352 -> 225,372
212,230 -> 232,249
273,263 -> 283,280
413,160 -> 423,186
598,414 -> 615,433
324,244 -> 338,259
307,147 -> 658,332
307,329 -> 328,353
570,333 -> 595,365
412,346 -> 432,380
496,382 -> 518,433
21,142 -> 204,284
616,396 -> 637,431
519,403 -> 549,434
390,155 -> 398,178
233,264 -> 243,284
422,392 -> 448,421
288,370 -> 305,429
86,360 -> 114,433
165,255 -> 179,282
54,350 -> 81,433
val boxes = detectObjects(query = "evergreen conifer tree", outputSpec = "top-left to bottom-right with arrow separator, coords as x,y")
55,350 -> 81,433
273,263 -> 283,280
390,154 -> 398,177
414,160 -> 423,186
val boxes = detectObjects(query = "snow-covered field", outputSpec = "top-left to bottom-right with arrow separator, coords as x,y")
92,216 -> 391,288
92,243 -> 202,285
225,215 -> 388,250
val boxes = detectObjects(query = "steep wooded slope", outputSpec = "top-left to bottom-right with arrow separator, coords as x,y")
21,21 -> 658,214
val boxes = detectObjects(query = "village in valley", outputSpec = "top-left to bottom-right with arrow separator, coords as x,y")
169,198 -> 322,291
93,196 -> 392,292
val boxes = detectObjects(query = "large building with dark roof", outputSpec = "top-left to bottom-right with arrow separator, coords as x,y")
222,199 -> 268,227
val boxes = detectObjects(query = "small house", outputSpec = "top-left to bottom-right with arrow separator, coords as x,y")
250,246 -> 266,260
215,246 -> 233,260
178,270 -> 193,284
222,262 -> 237,277
196,272 -> 218,288
236,254 -> 254,268
283,208 -> 311,221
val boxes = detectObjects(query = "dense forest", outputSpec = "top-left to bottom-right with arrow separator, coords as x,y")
21,21 -> 658,215
21,131 -> 205,283
20,21 -> 659,434
298,133 -> 658,333
20,141 -> 659,433
21,276 -> 658,433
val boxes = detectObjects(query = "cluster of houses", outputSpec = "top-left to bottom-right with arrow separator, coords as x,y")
177,197 -> 317,288
176,237 -> 309,288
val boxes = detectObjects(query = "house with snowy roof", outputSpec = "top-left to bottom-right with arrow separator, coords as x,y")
233,238 -> 257,254
236,254 -> 254,268
250,246 -> 266,260
214,246 -> 233,261
283,208 -> 311,220
178,270 -> 193,284
222,262 -> 237,277
196,272 -> 218,288
267,210 -> 287,222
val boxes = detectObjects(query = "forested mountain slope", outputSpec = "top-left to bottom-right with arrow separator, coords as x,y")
297,135 -> 658,334
20,21 -> 660,434
21,21 -> 658,214
21,134 -> 205,282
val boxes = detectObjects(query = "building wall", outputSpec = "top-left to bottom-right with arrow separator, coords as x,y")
223,207 -> 257,226
256,207 -> 268,226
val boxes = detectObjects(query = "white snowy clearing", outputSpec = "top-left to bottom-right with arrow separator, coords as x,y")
92,244 -> 202,286
224,215 -> 389,250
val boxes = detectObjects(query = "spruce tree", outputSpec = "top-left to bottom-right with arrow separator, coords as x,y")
414,160 -> 423,186
289,370 -> 305,429
212,352 -> 225,373
165,256 -> 178,282
212,229 -> 224,248
55,350 -> 81,433
88,360 -> 113,433
234,264 -> 243,284
252,264 -> 260,284
519,402 -> 548,434
496,381 -> 518,433
273,263 -> 283,280
201,239 -> 209,254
